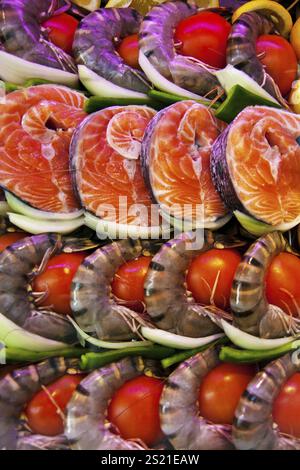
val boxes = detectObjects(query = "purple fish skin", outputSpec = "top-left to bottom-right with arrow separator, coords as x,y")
210,125 -> 243,214
0,0 -> 76,72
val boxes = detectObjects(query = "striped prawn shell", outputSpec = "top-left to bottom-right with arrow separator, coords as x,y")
233,352 -> 300,450
65,357 -> 156,450
160,346 -> 233,450
71,238 -> 152,341
144,230 -> 222,337
73,8 -> 149,93
0,233 -> 76,342
230,231 -> 289,336
0,357 -> 79,450
226,12 -> 285,104
139,1 -> 220,96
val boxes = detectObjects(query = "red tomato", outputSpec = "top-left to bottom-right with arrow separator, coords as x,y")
266,252 -> 300,317
186,249 -> 241,310
25,374 -> 83,436
42,13 -> 79,55
198,363 -> 256,425
256,35 -> 298,96
0,232 -> 28,252
111,256 -> 152,304
117,34 -> 140,69
273,373 -> 300,438
174,12 -> 231,68
33,252 -> 86,316
107,375 -> 164,446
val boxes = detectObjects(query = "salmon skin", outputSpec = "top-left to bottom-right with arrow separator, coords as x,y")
211,106 -> 300,228
141,100 -> 230,229
70,106 -> 156,227
0,85 -> 87,215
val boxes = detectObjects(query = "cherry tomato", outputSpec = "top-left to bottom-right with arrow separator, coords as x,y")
25,374 -> 84,436
198,363 -> 256,425
273,372 -> 300,438
186,249 -> 241,310
256,35 -> 298,96
0,232 -> 28,253
174,12 -> 231,68
111,256 -> 152,304
107,375 -> 164,446
33,252 -> 86,316
42,13 -> 79,55
266,252 -> 300,317
117,34 -> 140,69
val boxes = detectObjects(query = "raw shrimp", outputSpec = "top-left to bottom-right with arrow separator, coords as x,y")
0,0 -> 76,72
0,233 -> 93,342
230,231 -> 300,338
160,346 -> 233,450
226,12 -> 285,104
233,352 -> 300,450
144,231 -> 241,337
139,1 -> 220,96
71,238 -> 156,341
66,357 -> 156,450
0,357 -> 79,450
73,8 -> 150,93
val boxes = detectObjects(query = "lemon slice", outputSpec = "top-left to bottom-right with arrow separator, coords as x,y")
232,0 -> 293,37
188,0 -> 219,7
72,0 -> 101,11
106,0 -> 166,15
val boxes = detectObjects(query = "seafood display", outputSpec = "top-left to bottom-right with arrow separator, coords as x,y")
71,238 -> 154,340
160,346 -> 233,450
141,100 -> 230,229
73,8 -> 150,93
211,106 -> 300,229
226,12 -> 284,103
0,357 -> 79,450
231,231 -> 300,338
0,0 -> 299,454
233,352 -> 300,450
139,1 -> 220,97
70,105 -> 157,234
0,0 -> 77,73
66,357 -> 158,450
0,85 -> 86,216
144,231 -> 223,337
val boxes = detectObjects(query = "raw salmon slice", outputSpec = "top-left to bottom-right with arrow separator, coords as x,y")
141,100 -> 229,228
211,106 -> 300,227
71,106 -> 156,226
0,85 -> 87,214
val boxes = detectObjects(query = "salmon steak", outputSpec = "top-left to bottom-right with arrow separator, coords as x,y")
70,106 -> 156,227
141,100 -> 230,228
211,106 -> 300,228
0,85 -> 87,215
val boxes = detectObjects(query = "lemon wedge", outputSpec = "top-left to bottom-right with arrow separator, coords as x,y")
72,0 -> 101,11
232,0 -> 293,37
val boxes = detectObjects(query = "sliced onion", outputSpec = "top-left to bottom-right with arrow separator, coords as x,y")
214,65 -> 280,105
141,326 -> 224,350
0,50 -> 78,87
139,51 -> 211,101
84,211 -> 165,240
6,192 -> 83,220
68,316 -> 152,350
220,319 -> 297,351
8,212 -> 84,235
78,65 -> 149,99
